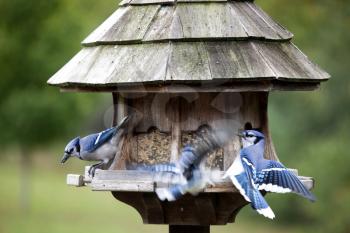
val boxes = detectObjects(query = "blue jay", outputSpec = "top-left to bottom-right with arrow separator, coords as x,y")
61,116 -> 130,176
224,130 -> 315,219
134,128 -> 226,201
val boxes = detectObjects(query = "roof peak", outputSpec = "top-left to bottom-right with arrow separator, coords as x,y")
82,2 -> 293,46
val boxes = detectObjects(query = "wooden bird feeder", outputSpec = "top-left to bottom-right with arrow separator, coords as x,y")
48,0 -> 329,232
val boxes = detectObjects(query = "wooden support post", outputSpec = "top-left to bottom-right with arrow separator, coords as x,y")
169,225 -> 210,233
170,97 -> 181,162
112,92 -> 127,126
110,92 -> 129,169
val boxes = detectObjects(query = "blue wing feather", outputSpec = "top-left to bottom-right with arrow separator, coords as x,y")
81,127 -> 117,153
257,161 -> 315,201
234,172 -> 275,219
128,163 -> 180,174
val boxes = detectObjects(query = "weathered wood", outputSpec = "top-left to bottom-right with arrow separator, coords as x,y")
130,0 -> 175,5
175,3 -> 247,39
194,195 -> 216,225
246,3 -> 293,39
178,0 -> 225,2
112,92 -> 119,126
255,42 -> 330,81
167,42 -> 212,81
143,6 -> 183,41
169,225 -> 210,233
142,193 -> 165,223
82,7 -> 129,45
82,2 -> 293,46
119,0 -> 132,6
66,174 -> 85,187
48,41 -> 329,88
83,5 -> 161,45
231,2 -> 281,40
215,193 -> 247,224
90,170 -> 314,192
170,97 -> 181,162
205,41 -> 275,80
58,81 -> 321,93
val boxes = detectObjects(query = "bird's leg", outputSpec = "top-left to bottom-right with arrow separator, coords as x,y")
88,161 -> 104,177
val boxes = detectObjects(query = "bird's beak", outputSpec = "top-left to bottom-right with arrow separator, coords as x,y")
236,132 -> 245,138
116,115 -> 131,130
61,153 -> 70,164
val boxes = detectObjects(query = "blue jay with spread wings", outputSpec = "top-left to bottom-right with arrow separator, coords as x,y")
224,130 -> 316,219
61,116 -> 130,176
133,128 -> 227,201
154,146 -> 222,201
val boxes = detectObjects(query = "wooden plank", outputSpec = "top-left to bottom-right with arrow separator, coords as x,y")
72,44 -> 169,84
56,80 -> 321,93
176,3 -> 247,39
255,42 -> 310,79
143,6 -> 184,41
108,43 -> 170,83
194,195 -> 216,225
48,47 -> 101,85
119,0 -> 132,6
170,97 -> 181,162
82,7 -> 129,46
205,41 -> 276,80
279,43 -> 330,80
142,193 -> 165,223
89,170 -> 314,192
255,42 -> 330,80
215,193 -> 246,224
130,93 -> 173,133
91,180 -> 154,191
167,42 -> 212,81
230,2 -> 281,40
66,174 -> 85,187
246,3 -> 293,39
84,5 -> 160,45
169,225 -> 210,233
178,0 -> 225,2
130,0 -> 174,5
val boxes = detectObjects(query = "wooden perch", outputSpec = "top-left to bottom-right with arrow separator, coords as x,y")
66,167 -> 314,192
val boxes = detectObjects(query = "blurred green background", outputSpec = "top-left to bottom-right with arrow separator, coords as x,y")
0,0 -> 349,232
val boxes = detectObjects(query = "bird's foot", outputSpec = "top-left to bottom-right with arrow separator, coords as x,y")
88,163 -> 103,177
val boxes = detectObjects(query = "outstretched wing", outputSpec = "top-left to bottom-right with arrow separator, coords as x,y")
229,172 -> 275,219
156,167 -> 221,201
256,160 -> 316,202
225,154 -> 275,219
128,163 -> 180,174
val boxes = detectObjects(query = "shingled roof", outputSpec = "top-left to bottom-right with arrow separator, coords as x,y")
48,0 -> 330,91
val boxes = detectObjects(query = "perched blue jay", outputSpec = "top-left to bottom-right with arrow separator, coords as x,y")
61,116 -> 130,176
224,130 -> 315,219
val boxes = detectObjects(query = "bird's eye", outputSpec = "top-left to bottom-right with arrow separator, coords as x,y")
69,148 -> 74,153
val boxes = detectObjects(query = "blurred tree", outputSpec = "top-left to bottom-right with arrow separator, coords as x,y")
0,0 -> 116,211
257,0 -> 350,232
